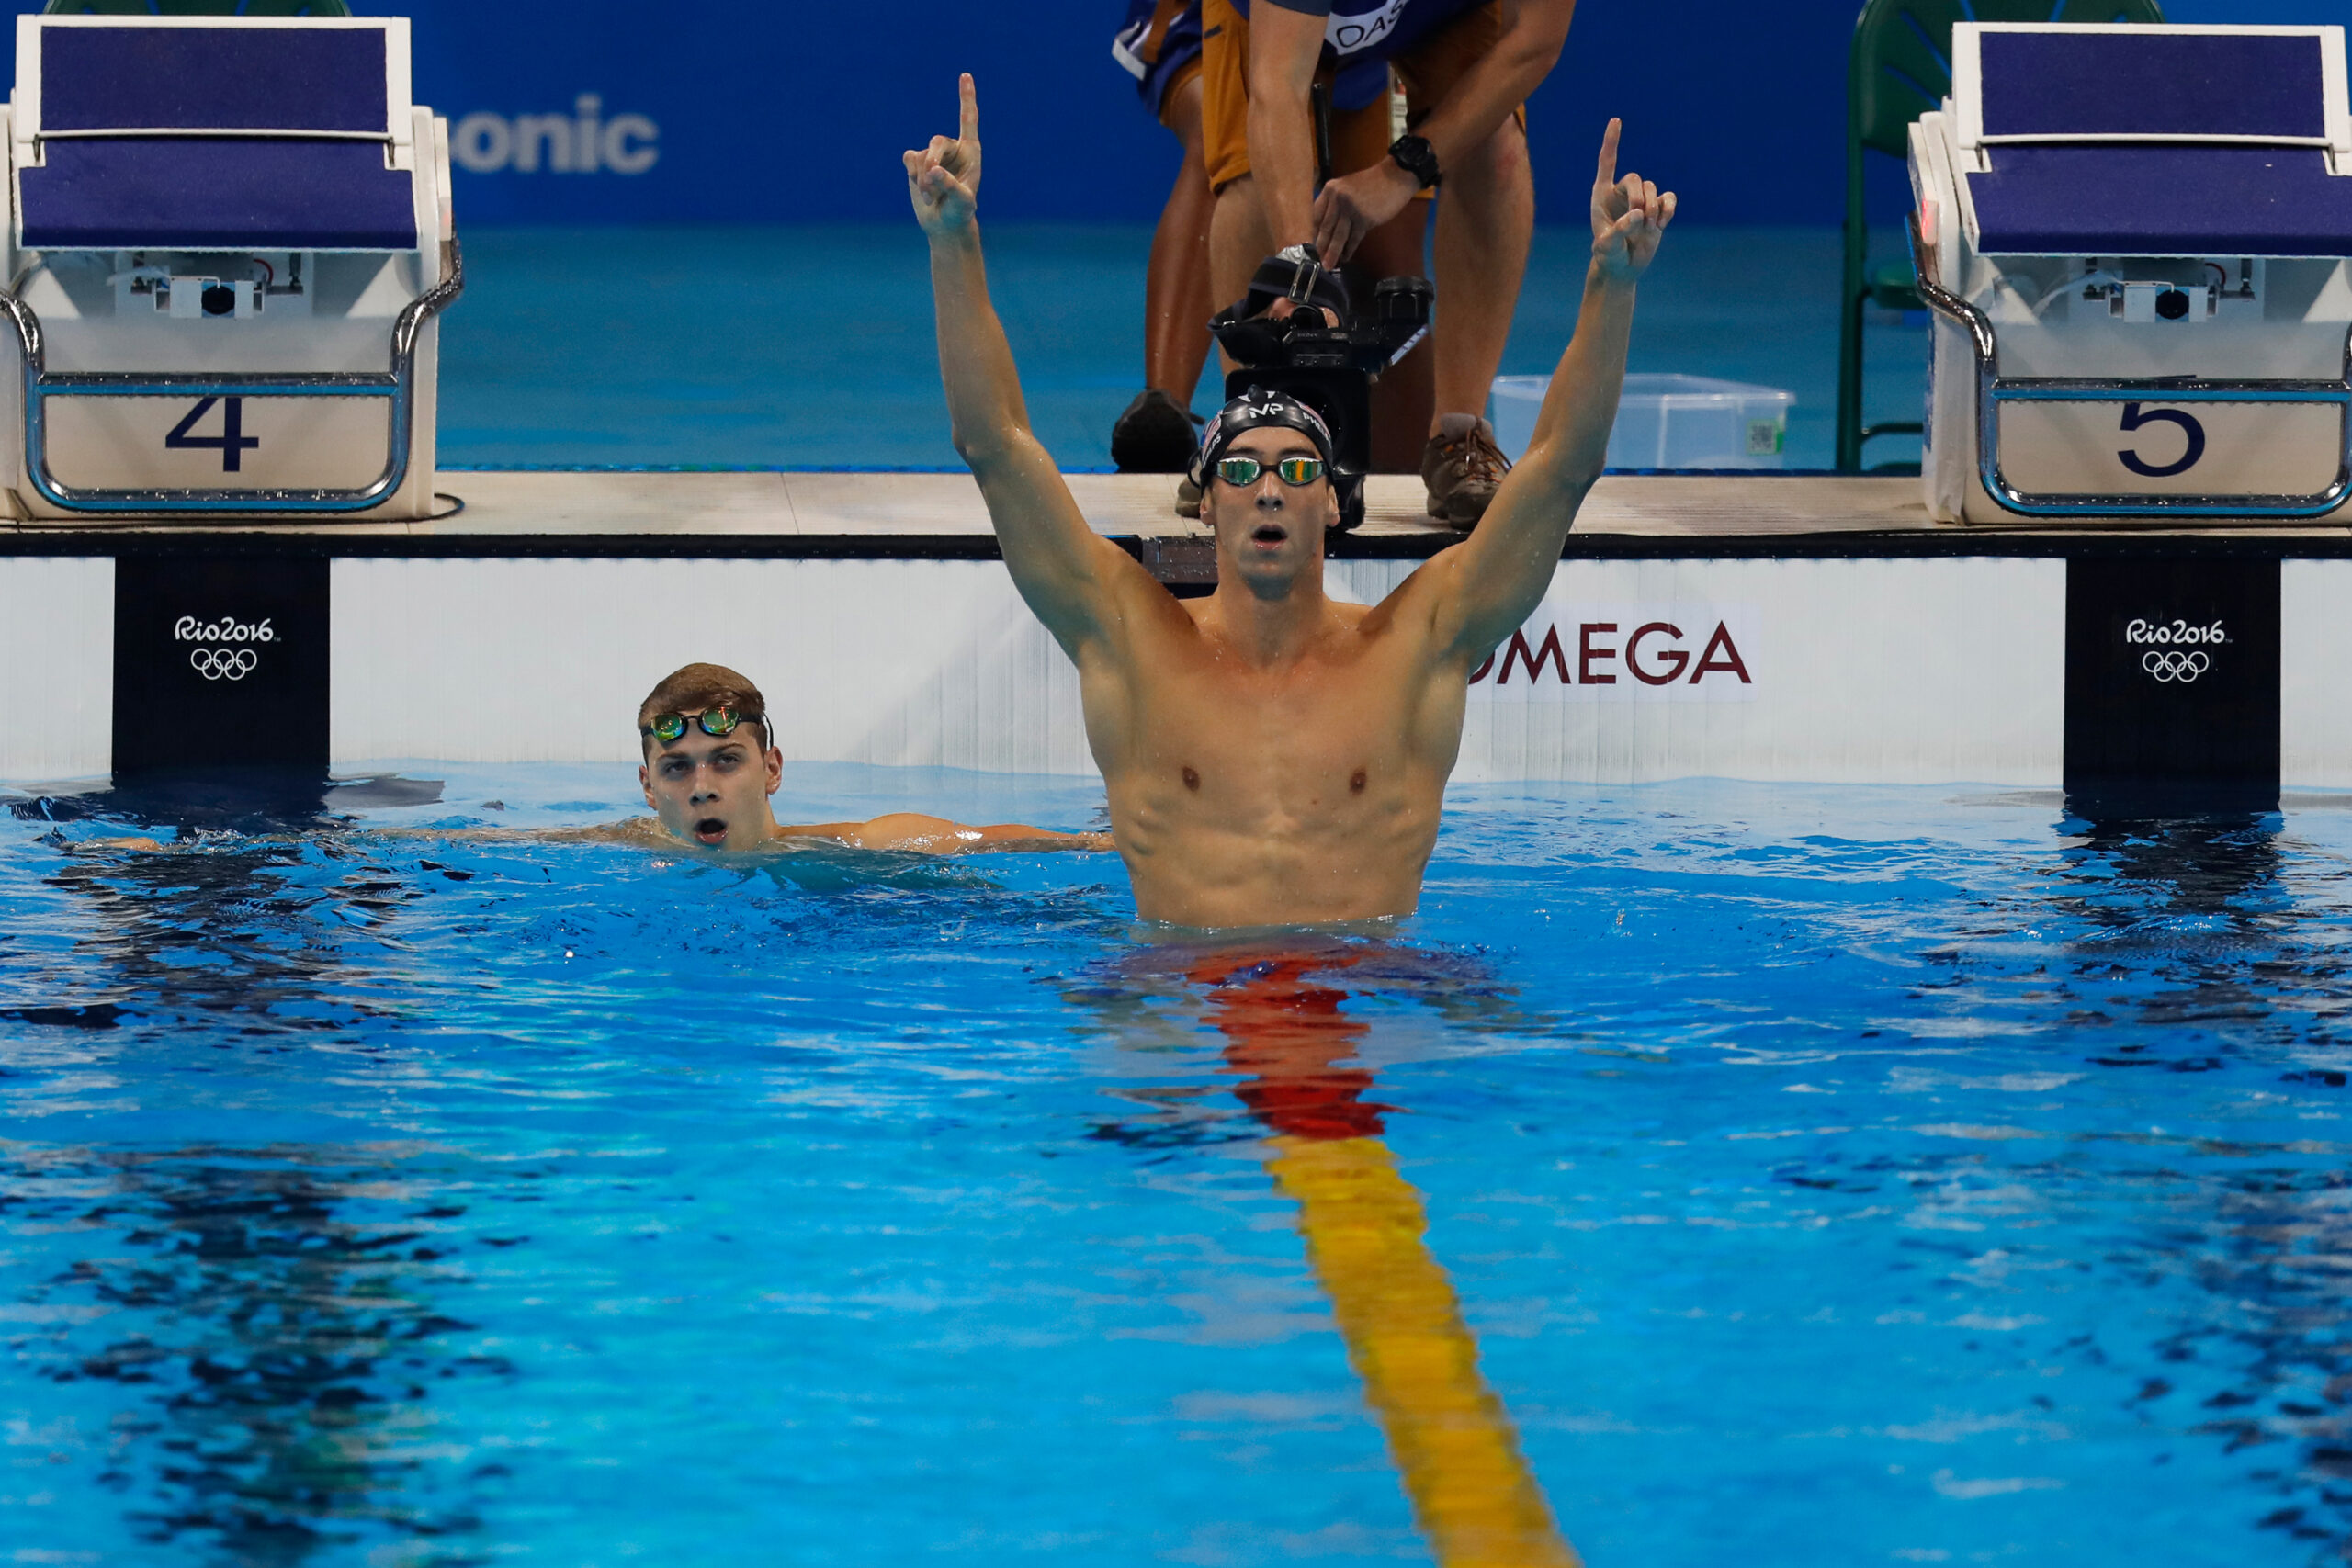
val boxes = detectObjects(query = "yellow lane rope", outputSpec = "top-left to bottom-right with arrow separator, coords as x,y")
1266,1133 -> 1580,1568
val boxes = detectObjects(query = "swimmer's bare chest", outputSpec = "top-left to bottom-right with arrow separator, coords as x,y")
1082,604 -> 1467,923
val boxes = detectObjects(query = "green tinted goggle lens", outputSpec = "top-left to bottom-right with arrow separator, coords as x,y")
1216,455 -> 1325,487
645,706 -> 762,744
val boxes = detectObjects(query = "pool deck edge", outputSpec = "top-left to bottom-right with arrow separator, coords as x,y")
4,471 -> 2352,558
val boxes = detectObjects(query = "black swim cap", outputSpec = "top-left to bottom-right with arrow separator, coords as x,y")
1193,387 -> 1339,479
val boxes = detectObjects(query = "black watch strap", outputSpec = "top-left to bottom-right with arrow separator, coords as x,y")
1388,133 -> 1442,189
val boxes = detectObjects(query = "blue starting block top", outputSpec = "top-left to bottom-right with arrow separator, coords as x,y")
12,17 -> 418,252
1956,24 -> 2352,257
1977,29 -> 2330,143
1970,146 -> 2352,257
39,25 -> 390,135
21,140 -> 413,251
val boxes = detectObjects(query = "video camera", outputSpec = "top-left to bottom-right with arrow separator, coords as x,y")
1209,246 -> 1432,532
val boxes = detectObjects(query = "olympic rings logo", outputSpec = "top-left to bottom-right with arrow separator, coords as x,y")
189,647 -> 258,681
2142,649 -> 2210,683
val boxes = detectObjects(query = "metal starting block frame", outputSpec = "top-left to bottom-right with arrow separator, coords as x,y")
1910,23 -> 2352,522
0,14 -> 460,519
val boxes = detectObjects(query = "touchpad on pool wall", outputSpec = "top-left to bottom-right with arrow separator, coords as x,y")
111,555 -> 329,774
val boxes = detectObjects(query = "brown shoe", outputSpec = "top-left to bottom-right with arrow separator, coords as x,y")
1421,412 -> 1512,527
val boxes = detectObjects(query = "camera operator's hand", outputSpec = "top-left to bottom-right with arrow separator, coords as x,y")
905,74 -> 984,236
1590,118 -> 1674,283
1312,159 -> 1419,265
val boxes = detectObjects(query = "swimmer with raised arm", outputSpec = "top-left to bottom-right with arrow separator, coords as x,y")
907,76 -> 1670,927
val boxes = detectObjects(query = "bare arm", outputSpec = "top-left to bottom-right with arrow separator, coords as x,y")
1421,119 -> 1674,657
1245,3 -> 1329,249
781,813 -> 1114,855
1312,0 -> 1577,262
909,76 -> 1138,656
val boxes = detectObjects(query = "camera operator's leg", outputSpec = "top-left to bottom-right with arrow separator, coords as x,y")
1202,0 -> 1270,348
1147,72 -> 1215,410
1424,114 -> 1532,521
1208,176 -> 1275,346
1117,64 -> 1216,472
1397,6 -> 1535,526
1325,88 -> 1436,476
1357,208 -> 1437,475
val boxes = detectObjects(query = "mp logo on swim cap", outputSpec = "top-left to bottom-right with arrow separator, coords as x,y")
1225,392 -> 1332,444
1256,396 -> 1329,441
1198,391 -> 1338,474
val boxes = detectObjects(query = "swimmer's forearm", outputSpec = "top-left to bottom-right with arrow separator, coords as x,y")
1525,263 -> 1636,484
928,217 -> 1128,649
956,824 -> 1115,854
928,226 -> 1034,465
799,814 -> 1112,854
1440,263 -> 1633,648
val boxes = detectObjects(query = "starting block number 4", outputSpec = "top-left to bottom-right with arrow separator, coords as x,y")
42,394 -> 393,491
164,397 -> 261,473
1997,399 -> 2339,499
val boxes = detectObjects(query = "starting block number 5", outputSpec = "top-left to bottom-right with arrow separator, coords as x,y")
2116,401 -> 2205,478
2000,400 -> 2335,500
164,397 -> 261,473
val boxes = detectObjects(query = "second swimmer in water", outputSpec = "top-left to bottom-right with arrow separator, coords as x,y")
77,661 -> 1109,860
612,661 -> 1108,856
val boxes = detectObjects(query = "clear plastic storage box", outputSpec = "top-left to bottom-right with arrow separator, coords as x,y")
1489,373 -> 1794,470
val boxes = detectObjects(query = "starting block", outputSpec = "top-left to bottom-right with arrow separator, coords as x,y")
0,13 -> 458,518
1910,23 -> 2352,522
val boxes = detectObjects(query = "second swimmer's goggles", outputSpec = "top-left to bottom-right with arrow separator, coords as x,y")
641,706 -> 769,745
1215,455 -> 1326,488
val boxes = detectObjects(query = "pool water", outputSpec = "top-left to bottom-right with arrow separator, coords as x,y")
432,225 -> 1931,472
4,768 -> 2349,1564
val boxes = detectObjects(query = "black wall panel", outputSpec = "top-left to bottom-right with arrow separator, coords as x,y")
111,555 -> 330,773
2064,555 -> 2279,809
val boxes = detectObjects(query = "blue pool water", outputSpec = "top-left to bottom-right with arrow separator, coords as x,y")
5,770 -> 2349,1563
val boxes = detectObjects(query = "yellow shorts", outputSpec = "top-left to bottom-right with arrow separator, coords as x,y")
1198,0 -> 1526,192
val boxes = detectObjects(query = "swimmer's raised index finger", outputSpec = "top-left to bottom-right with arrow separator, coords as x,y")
959,73 -> 978,143
1597,117 -> 1621,183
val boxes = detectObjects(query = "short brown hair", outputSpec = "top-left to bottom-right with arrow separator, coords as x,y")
637,663 -> 772,751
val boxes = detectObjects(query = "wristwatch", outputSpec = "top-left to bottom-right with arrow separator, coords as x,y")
1388,133 -> 1442,189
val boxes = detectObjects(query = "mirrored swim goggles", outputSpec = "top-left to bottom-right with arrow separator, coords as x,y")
1214,454 -> 1326,488
640,705 -> 769,745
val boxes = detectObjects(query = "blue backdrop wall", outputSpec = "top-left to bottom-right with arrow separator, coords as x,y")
0,0 -> 2331,226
